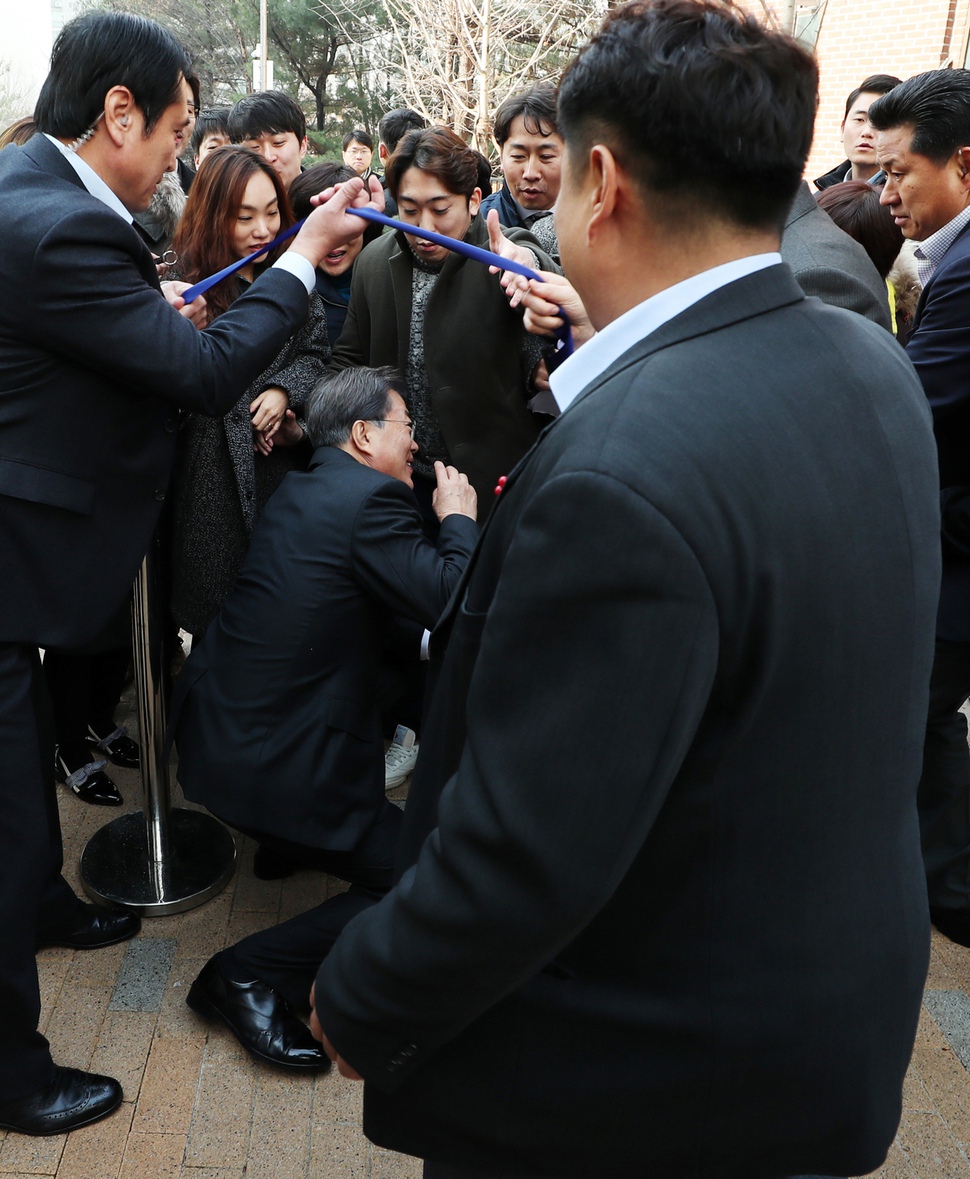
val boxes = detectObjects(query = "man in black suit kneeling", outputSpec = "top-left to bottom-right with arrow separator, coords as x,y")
173,366 -> 478,1072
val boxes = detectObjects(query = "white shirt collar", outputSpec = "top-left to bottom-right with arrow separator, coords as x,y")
549,252 -> 782,414
43,133 -> 133,224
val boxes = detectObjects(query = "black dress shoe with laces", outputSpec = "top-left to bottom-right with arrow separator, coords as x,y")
0,1066 -> 123,1135
55,749 -> 123,806
86,724 -> 140,769
36,904 -> 141,951
187,956 -> 330,1072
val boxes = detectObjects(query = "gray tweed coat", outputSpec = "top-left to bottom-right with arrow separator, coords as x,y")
170,291 -> 330,635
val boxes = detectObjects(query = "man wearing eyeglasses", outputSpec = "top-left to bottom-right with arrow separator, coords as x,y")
170,365 -> 478,1072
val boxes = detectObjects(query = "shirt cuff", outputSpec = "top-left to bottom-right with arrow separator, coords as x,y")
420,630 -> 431,661
272,251 -> 316,294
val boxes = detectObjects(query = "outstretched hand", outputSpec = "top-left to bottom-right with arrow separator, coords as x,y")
503,270 -> 596,348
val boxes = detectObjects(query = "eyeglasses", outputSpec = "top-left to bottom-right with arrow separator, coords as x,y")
371,418 -> 415,439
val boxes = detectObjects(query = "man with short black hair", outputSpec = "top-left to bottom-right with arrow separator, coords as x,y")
0,9 -> 381,1135
377,108 -> 427,214
480,81 -> 562,230
228,90 -> 308,186
190,105 -> 230,168
869,68 -> 970,949
815,72 -> 902,189
173,367 -> 477,1072
378,108 -> 427,159
312,2 -> 940,1175
342,128 -> 374,176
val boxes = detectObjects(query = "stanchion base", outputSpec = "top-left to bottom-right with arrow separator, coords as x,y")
80,808 -> 236,916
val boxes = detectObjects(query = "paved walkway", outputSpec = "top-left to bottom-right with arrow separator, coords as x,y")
2,691 -> 970,1177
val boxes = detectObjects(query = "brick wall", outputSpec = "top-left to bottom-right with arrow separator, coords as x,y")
740,0 -> 970,183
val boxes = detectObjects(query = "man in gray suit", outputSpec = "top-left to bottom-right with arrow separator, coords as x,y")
312,1 -> 939,1175
782,179 -> 893,328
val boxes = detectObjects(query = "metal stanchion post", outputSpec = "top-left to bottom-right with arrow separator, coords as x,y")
80,543 -> 236,915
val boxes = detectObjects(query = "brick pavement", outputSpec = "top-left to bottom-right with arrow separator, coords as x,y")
3,695 -> 970,1177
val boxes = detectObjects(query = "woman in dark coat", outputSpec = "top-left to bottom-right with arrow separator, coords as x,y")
169,147 -> 330,637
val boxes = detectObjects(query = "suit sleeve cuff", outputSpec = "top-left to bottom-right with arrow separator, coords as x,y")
271,252 -> 316,294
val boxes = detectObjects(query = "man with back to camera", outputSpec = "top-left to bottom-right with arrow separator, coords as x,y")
0,9 -> 383,1136
172,367 -> 477,1072
815,73 -> 902,189
377,108 -> 428,215
310,2 -> 941,1176
780,176 -> 894,328
479,82 -> 563,231
227,90 -> 308,188
868,70 -> 970,950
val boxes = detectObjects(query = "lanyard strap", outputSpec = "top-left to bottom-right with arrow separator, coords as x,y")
181,207 -> 574,369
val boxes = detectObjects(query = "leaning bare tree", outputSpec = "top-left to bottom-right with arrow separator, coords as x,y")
321,0 -> 607,154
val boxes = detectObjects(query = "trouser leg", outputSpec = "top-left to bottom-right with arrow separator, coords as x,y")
88,646 -> 132,734
917,637 -> 970,911
0,644 -> 59,1100
225,800 -> 403,1010
42,649 -> 92,761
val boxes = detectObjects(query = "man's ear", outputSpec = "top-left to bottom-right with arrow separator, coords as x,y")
586,144 -> 620,245
379,143 -> 389,164
957,146 -> 970,189
350,418 -> 374,455
102,86 -> 136,146
299,136 -> 309,160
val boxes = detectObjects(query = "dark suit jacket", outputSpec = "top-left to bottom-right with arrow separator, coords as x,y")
904,220 -> 970,641
315,265 -> 940,1177
330,214 -> 556,511
781,181 -> 892,330
173,447 -> 478,851
0,134 -> 311,647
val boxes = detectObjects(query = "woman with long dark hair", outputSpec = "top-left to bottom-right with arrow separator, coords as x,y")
169,146 -> 330,638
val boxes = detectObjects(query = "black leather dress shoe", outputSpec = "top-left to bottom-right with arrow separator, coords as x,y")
87,724 -> 140,769
36,904 -> 141,951
55,750 -> 123,806
187,956 -> 330,1072
931,907 -> 970,947
0,1066 -> 122,1135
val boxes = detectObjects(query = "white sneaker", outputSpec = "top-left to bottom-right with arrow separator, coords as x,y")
385,725 -> 419,789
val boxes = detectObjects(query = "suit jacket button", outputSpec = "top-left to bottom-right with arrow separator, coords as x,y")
164,418 -> 177,433
154,489 -> 166,501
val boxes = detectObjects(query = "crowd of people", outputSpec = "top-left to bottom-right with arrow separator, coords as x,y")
1,1 -> 970,1176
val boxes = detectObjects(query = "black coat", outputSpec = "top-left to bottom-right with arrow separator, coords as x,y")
905,219 -> 970,641
315,264 -> 940,1177
173,448 -> 478,850
330,214 -> 555,511
813,159 -> 851,189
0,134 -> 311,647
